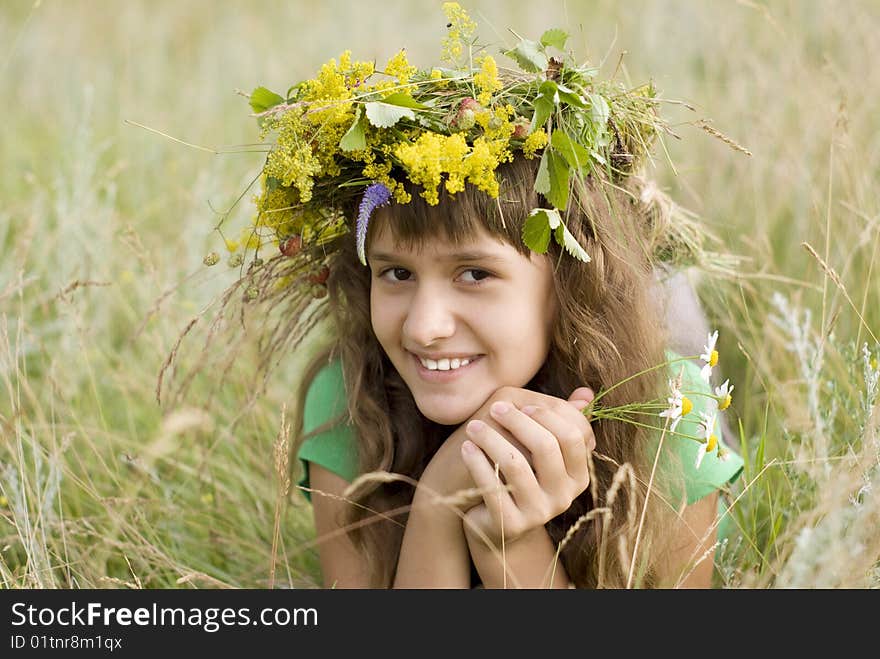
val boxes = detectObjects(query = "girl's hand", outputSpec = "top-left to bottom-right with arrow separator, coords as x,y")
460,387 -> 596,545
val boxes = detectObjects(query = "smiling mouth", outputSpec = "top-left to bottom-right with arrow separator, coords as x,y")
409,352 -> 483,380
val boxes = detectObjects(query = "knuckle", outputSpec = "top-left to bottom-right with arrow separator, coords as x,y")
534,434 -> 559,458
562,428 -> 584,448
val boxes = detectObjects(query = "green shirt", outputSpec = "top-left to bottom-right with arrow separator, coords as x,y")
296,351 -> 744,538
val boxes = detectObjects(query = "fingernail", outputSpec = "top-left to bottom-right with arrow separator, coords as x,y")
462,440 -> 477,454
521,405 -> 538,416
467,420 -> 485,433
572,399 -> 591,411
490,401 -> 511,415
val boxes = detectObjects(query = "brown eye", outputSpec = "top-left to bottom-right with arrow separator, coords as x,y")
378,267 -> 412,282
460,269 -> 492,284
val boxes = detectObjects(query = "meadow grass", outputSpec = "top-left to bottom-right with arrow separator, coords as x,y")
1,0 -> 878,588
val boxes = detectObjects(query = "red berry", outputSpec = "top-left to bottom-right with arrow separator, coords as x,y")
308,266 -> 330,285
512,121 -> 530,139
280,235 -> 302,257
459,97 -> 481,112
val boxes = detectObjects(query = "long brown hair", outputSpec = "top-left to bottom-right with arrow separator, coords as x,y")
294,156 -> 679,588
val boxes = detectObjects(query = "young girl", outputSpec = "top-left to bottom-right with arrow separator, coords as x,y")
227,5 -> 744,588
292,151 -> 742,588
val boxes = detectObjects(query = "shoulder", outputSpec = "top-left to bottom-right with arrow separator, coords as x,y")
303,357 -> 348,432
296,357 -> 359,502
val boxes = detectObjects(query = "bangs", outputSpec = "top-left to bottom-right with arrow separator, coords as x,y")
366,158 -> 541,258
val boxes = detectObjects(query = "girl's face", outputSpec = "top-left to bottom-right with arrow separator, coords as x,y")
368,221 -> 557,426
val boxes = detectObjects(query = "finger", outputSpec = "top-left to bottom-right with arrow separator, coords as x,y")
488,401 -> 568,491
551,396 -> 597,451
568,387 -> 595,405
465,419 -> 542,508
519,404 -> 592,483
460,434 -> 517,527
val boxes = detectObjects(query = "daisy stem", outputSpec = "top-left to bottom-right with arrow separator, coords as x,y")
586,412 -> 704,443
589,356 -> 700,408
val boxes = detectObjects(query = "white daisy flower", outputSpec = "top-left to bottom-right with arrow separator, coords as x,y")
695,410 -> 719,470
659,377 -> 694,433
715,379 -> 734,411
699,330 -> 719,383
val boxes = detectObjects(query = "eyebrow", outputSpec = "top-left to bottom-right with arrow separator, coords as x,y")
368,250 -> 509,264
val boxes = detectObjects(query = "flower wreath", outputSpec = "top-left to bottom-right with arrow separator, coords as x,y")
204,2 -> 741,300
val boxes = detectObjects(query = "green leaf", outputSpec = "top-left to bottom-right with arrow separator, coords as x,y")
554,223 -> 592,263
503,39 -> 549,73
364,101 -> 415,128
556,83 -> 587,108
249,86 -> 285,114
522,210 -> 553,254
540,28 -> 569,51
530,95 -> 555,133
266,176 -> 281,192
551,129 -> 591,173
588,93 -> 610,126
539,80 -> 559,102
534,148 -> 551,195
546,150 -> 570,210
380,93 -> 428,109
339,107 -> 366,152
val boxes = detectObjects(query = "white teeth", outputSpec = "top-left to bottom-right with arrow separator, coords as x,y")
418,356 -> 475,371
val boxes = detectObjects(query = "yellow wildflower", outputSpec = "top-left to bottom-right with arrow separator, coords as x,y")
395,132 -> 469,205
224,238 -> 239,253
474,55 -> 503,105
441,2 -> 476,63
253,178 -> 300,236
264,143 -> 321,202
464,137 -> 508,198
523,129 -> 549,158
384,49 -> 418,89
302,51 -> 352,103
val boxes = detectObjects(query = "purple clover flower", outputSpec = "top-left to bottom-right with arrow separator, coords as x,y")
356,182 -> 392,266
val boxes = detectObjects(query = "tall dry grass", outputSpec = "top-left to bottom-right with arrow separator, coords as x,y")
1,0 -> 877,588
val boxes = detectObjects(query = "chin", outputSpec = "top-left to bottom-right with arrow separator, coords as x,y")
413,399 -> 475,427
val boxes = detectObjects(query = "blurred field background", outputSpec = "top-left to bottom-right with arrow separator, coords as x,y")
2,0 -> 878,588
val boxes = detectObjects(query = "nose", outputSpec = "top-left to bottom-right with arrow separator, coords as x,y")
402,281 -> 456,348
